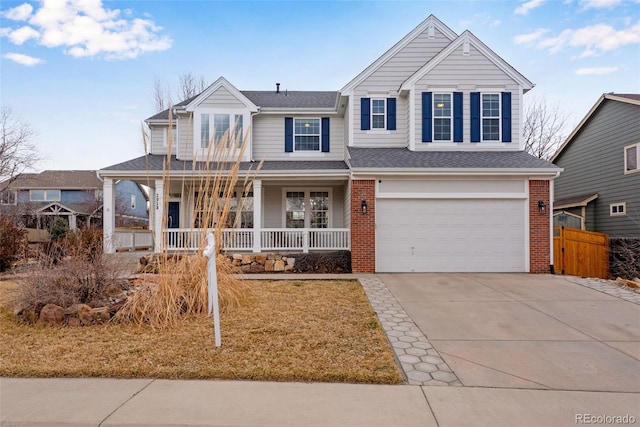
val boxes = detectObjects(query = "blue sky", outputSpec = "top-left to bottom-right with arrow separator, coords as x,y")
1,0 -> 639,171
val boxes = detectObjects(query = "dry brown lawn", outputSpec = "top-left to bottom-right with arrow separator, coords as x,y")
0,279 -> 402,384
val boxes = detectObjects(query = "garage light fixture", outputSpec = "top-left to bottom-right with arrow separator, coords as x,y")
361,200 -> 367,214
538,200 -> 547,215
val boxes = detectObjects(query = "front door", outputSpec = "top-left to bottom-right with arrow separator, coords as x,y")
167,202 -> 180,229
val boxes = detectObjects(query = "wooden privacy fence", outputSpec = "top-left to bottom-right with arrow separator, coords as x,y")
553,226 -> 609,279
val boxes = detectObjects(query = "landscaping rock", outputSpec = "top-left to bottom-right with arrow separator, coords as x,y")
274,260 -> 285,272
255,255 -> 267,265
37,304 -> 64,326
92,307 -> 110,324
265,259 -> 275,272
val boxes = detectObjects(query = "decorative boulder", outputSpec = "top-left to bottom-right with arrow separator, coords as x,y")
37,304 -> 64,326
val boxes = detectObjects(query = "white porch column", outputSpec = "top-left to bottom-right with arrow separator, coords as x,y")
154,179 -> 165,253
252,179 -> 262,253
69,214 -> 77,230
103,178 -> 115,253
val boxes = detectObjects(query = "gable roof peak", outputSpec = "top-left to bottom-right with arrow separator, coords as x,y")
340,14 -> 458,95
184,76 -> 259,112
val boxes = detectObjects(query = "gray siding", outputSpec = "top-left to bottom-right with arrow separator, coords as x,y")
177,114 -> 194,160
262,184 -> 345,228
252,115 -> 345,161
414,44 -> 521,147
352,27 -> 452,147
200,86 -> 246,109
554,100 -> 640,237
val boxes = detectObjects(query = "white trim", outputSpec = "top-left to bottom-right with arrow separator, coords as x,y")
524,180 -> 530,273
370,98 -> 387,130
348,95 -> 354,147
293,117 -> 322,153
624,142 -> 640,174
432,93 -> 453,142
184,76 -> 258,112
376,192 -> 526,199
29,189 -> 61,202
193,109 -> 249,160
400,31 -> 534,92
610,202 -> 627,217
340,15 -> 458,94
0,189 -> 17,205
480,93 -> 502,143
409,88 -> 416,151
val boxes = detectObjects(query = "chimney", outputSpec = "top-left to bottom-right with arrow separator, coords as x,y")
276,83 -> 280,94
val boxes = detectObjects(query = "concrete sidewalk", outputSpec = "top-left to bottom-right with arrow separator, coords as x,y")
2,377 -> 639,426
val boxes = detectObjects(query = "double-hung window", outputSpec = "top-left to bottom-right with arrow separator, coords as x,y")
371,99 -> 386,129
481,94 -> 500,141
30,189 -> 60,202
200,113 -> 244,148
624,143 -> 639,173
294,118 -> 320,151
0,190 -> 16,205
285,190 -> 330,228
433,94 -> 452,141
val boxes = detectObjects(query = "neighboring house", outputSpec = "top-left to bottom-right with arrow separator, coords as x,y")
98,15 -> 560,273
0,170 -> 149,231
551,94 -> 640,237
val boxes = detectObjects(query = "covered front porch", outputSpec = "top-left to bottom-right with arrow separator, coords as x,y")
103,171 -> 351,254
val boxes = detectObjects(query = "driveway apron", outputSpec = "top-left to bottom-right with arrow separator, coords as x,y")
378,273 -> 640,392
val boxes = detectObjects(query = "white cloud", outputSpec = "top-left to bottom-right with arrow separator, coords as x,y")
574,66 -> 619,75
0,0 -> 172,60
516,21 -> 640,56
1,3 -> 33,21
7,25 -> 39,44
514,28 -> 550,44
580,0 -> 622,9
3,52 -> 43,66
515,0 -> 546,15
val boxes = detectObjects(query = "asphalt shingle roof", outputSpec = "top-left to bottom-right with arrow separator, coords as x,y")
147,91 -> 339,121
2,170 -> 101,189
347,147 -> 560,170
101,155 -> 348,172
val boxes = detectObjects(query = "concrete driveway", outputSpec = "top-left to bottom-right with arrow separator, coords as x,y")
379,273 -> 640,392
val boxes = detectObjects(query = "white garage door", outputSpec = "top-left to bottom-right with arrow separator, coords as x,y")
376,198 -> 526,272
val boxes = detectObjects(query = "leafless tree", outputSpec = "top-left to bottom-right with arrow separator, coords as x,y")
151,72 -> 208,114
523,96 -> 569,160
0,106 -> 40,191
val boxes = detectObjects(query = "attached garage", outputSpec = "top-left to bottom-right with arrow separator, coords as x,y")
375,179 -> 528,272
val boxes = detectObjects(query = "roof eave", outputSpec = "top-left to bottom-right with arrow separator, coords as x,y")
350,167 -> 560,177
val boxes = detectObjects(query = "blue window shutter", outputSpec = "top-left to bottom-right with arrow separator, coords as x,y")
453,92 -> 463,142
422,92 -> 432,142
284,117 -> 293,152
501,92 -> 512,142
321,117 -> 330,152
360,98 -> 370,130
470,92 -> 480,143
387,98 -> 396,130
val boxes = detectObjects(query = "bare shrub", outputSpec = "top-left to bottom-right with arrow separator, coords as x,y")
610,237 -> 640,280
0,214 -> 27,272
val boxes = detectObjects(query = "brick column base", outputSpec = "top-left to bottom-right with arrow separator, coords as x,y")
529,180 -> 551,273
350,180 -> 375,273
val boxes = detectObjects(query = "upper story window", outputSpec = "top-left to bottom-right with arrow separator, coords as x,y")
294,118 -> 321,151
433,94 -> 452,142
0,190 -> 16,205
624,143 -> 639,174
360,97 -> 396,131
30,189 -> 60,202
481,93 -> 500,141
610,202 -> 626,216
371,99 -> 386,129
200,113 -> 244,148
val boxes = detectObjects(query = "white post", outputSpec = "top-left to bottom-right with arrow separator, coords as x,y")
203,233 -> 221,347
103,178 -> 115,253
252,179 -> 262,253
303,229 -> 309,253
154,179 -> 164,253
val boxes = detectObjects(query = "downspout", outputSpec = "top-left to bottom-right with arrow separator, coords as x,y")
249,107 -> 261,162
549,170 -> 560,274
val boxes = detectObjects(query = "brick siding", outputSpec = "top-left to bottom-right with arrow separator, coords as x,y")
350,180 -> 376,273
529,180 -> 551,273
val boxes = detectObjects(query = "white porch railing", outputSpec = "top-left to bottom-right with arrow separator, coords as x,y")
162,228 -> 350,253
113,229 -> 153,251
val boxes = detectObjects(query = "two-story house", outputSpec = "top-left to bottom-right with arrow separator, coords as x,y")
0,170 -> 149,232
552,93 -> 640,237
98,15 -> 560,273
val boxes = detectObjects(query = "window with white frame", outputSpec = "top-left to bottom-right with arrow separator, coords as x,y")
294,118 -> 320,151
285,190 -> 330,228
193,191 -> 252,228
481,93 -> 500,141
200,113 -> 244,148
163,126 -> 177,147
0,190 -> 16,205
433,93 -> 452,141
371,99 -> 386,129
624,143 -> 639,173
30,189 -> 60,202
610,202 -> 626,216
